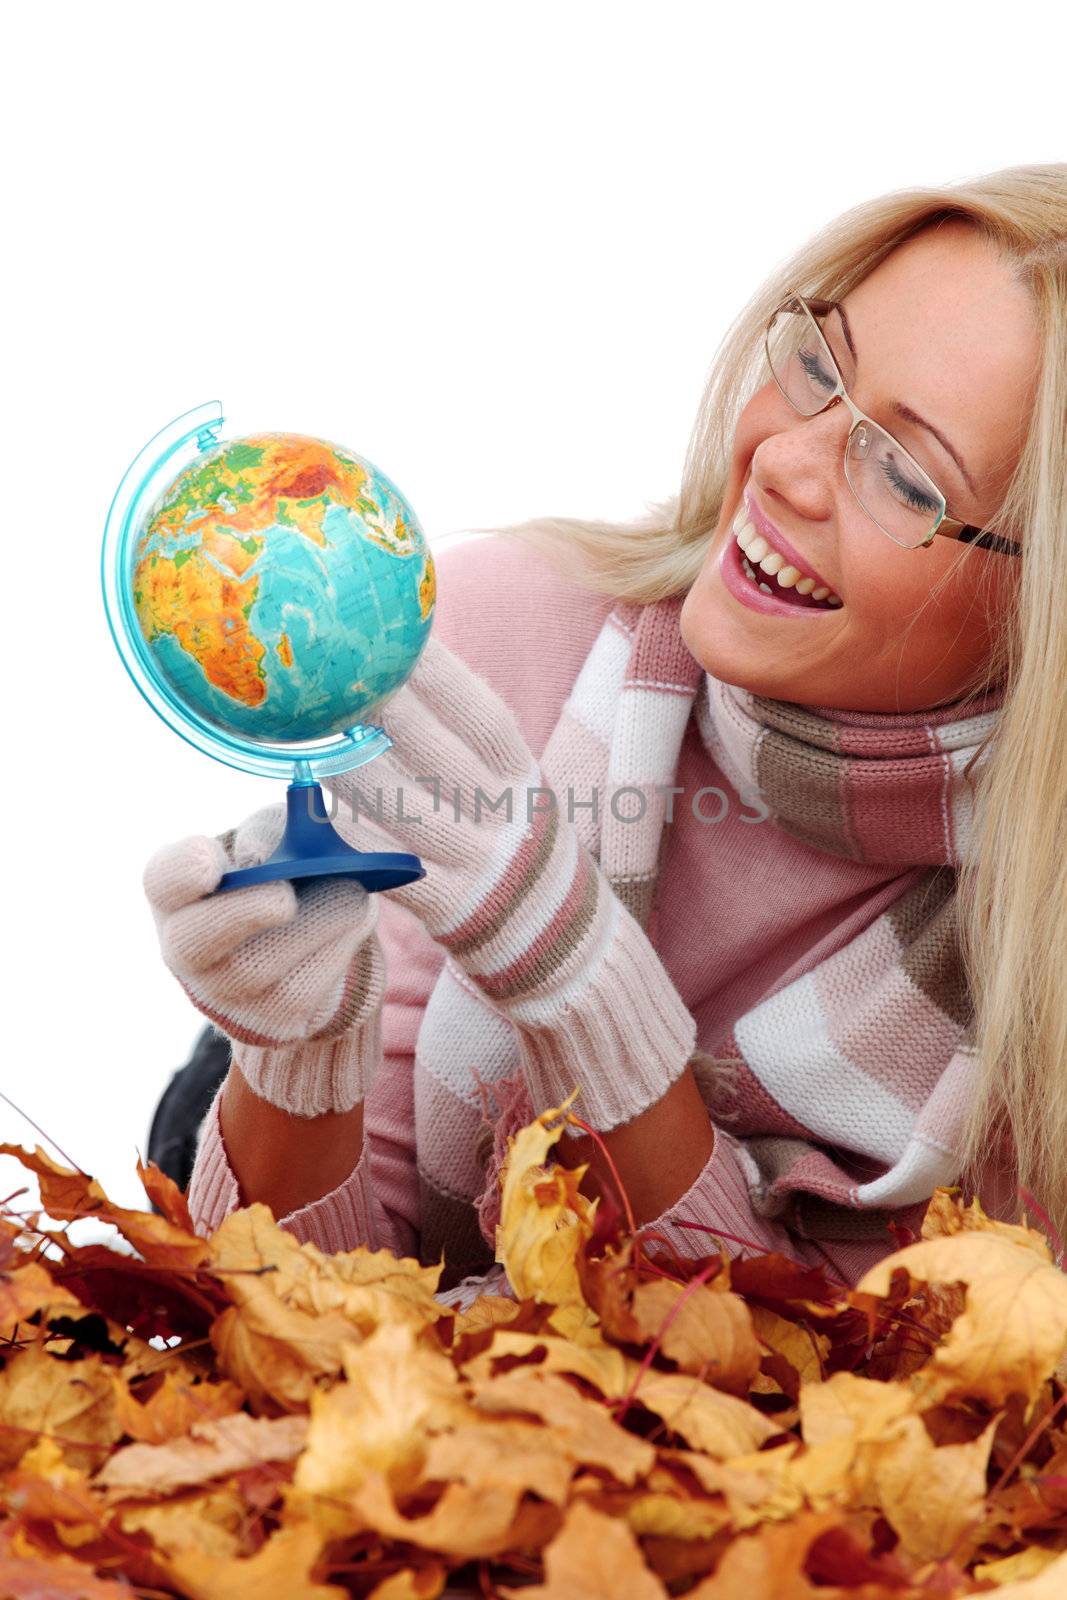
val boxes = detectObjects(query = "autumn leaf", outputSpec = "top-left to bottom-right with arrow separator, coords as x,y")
989,1547 -> 1067,1597
868,1412 -> 997,1564
628,1277 -> 762,1394
106,1365 -> 244,1443
685,1511 -> 848,1598
921,1187 -> 1053,1253
0,1258 -> 81,1334
855,1230 -> 1067,1409
348,1472 -> 559,1559
8,1109 -> 1067,1596
499,1500 -> 668,1600
471,1367 -> 655,1483
0,1522 -> 136,1598
495,1094 -> 597,1313
0,1341 -> 123,1473
288,1321 -> 472,1535
93,1411 -> 307,1495
157,1518 -> 338,1600
367,1568 -> 447,1600
206,1204 -> 444,1330
0,1142 -> 211,1271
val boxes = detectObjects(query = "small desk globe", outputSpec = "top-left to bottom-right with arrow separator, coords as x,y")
102,401 -> 432,894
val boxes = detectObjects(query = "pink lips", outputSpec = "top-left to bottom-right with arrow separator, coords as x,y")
718,528 -> 834,618
743,488 -> 837,598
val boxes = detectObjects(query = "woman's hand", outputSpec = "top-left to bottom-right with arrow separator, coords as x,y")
325,637 -> 696,1131
143,805 -> 385,1117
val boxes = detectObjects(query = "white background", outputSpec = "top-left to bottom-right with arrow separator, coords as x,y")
3,1 -> 1063,1222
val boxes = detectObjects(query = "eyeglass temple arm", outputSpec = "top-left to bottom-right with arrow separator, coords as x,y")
940,518 -> 1022,558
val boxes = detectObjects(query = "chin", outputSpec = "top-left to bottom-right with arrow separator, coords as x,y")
680,558 -> 785,698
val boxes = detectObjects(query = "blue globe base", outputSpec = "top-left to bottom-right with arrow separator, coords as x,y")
217,780 -> 425,895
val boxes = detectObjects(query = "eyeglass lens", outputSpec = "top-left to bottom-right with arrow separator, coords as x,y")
765,299 -> 946,549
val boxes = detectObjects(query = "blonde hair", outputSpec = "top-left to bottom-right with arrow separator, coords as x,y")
465,163 -> 1067,1247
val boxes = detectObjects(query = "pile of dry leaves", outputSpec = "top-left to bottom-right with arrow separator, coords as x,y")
4,1098 -> 1067,1599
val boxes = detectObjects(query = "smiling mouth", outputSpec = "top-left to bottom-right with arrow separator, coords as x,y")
733,500 -> 843,610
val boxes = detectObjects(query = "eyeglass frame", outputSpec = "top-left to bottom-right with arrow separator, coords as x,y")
763,294 -> 1022,559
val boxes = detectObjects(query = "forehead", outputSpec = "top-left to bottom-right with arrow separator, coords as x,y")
839,224 -> 1039,495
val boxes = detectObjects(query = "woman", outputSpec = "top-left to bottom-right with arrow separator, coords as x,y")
146,163 -> 1065,1294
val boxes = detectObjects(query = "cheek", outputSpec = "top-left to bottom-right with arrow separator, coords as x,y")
733,386 -> 780,464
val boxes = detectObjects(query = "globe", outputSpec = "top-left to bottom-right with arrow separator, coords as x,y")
102,402 -> 432,893
133,430 -> 435,745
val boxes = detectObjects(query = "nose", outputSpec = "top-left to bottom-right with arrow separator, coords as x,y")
752,400 -> 850,525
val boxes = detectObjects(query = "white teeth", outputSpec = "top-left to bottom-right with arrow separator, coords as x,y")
732,506 -> 747,535
736,527 -> 844,609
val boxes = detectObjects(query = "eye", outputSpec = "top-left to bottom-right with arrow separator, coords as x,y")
797,346 -> 838,397
879,453 -> 941,515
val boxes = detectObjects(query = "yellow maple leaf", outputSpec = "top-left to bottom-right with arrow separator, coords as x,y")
288,1321 -> 471,1535
856,1230 -> 1067,1409
495,1094 -> 596,1310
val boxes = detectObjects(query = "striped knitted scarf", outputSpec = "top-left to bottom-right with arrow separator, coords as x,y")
411,594 -> 1005,1271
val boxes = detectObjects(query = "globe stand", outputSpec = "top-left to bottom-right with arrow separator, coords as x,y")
218,774 -> 425,894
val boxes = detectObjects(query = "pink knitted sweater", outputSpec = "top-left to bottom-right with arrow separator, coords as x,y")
187,534 -> 1009,1288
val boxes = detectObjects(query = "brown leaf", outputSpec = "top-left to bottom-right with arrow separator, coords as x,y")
116,1484 -> 248,1562
685,1511 -> 844,1598
206,1205 -> 444,1330
420,1418 -> 575,1506
869,1413 -> 997,1564
0,1143 -> 210,1271
471,1367 -> 655,1484
629,1278 -> 761,1394
450,1293 -> 521,1336
855,1231 -> 1067,1409
498,1500 -> 668,1600
0,1343 -> 122,1473
463,1329 -> 776,1457
671,1443 -> 805,1529
44,1240 -> 227,1344
0,1526 -> 136,1598
628,1371 -> 779,1458
749,1305 -> 829,1395
107,1366 -> 244,1443
0,1260 -> 81,1336
350,1472 -> 559,1559
136,1155 -> 199,1234
93,1412 -> 306,1495
158,1518 -> 337,1600
1,1435 -> 104,1538
922,1187 -> 1053,1253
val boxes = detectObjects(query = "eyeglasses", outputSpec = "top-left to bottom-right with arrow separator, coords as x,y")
763,294 -> 1022,557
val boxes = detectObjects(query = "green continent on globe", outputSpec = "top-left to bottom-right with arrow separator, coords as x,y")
131,433 -> 436,744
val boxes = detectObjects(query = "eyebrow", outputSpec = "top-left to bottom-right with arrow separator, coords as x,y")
836,305 -> 978,499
